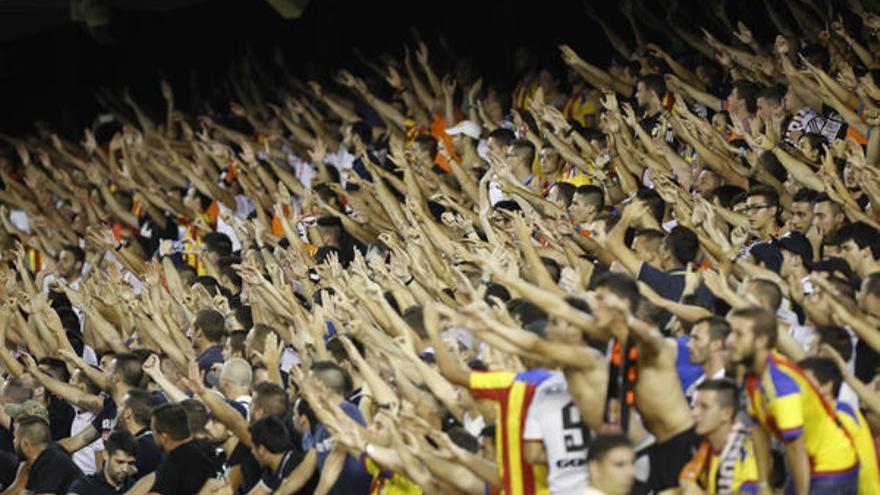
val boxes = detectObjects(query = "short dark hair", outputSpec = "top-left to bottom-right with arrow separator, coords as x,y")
575,185 -> 605,209
730,307 -> 778,348
799,357 -> 842,396
194,309 -> 226,343
665,226 -> 699,265
693,316 -> 730,342
587,433 -> 631,463
124,389 -> 157,427
756,86 -> 784,104
713,185 -> 746,209
815,325 -> 853,362
61,245 -> 86,265
865,273 -> 880,299
414,135 -> 438,158
839,222 -> 880,259
506,298 -> 548,327
731,80 -> 759,113
591,272 -> 641,311
487,128 -> 516,147
250,416 -> 291,454
636,188 -> 665,223
747,184 -> 780,209
38,357 -> 69,383
511,140 -> 536,166
552,182 -> 576,207
814,192 -> 843,214
113,352 -> 146,389
697,378 -> 739,414
350,121 -> 372,145
638,75 -> 667,99
151,403 -> 191,441
105,430 -> 138,458
792,187 -> 820,205
253,382 -> 290,419
180,399 -> 209,435
202,232 -> 233,258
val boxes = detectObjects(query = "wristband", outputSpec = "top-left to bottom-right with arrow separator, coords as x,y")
404,276 -> 414,286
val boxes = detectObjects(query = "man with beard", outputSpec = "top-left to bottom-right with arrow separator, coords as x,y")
115,389 -> 163,480
726,307 -> 858,495
68,430 -> 139,495
41,245 -> 86,293
684,317 -> 730,406
13,415 -> 83,494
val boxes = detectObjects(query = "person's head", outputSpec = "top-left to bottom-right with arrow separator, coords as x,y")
180,398 -> 210,439
859,273 -> 880,318
744,185 -> 780,232
687,317 -> 730,366
245,324 -> 280,365
13,416 -> 50,461
725,307 -> 778,366
251,382 -> 289,423
632,229 -> 665,268
782,84 -> 805,114
109,352 -> 145,393
1,376 -> 34,404
811,325 -> 853,362
343,121 -> 372,150
635,75 -> 666,109
790,188 -> 819,234
592,272 -> 641,314
201,232 -> 233,265
693,378 -> 739,437
633,188 -> 665,226
119,388 -> 156,432
661,226 -> 699,268
570,185 -> 604,224
413,135 -> 438,166
796,133 -> 827,163
57,245 -> 85,280
219,357 -> 253,397
546,182 -> 576,209
103,430 -> 138,486
756,87 -> 784,122
192,309 -> 226,348
151,403 -> 192,452
509,140 -> 536,175
838,222 -> 880,271
799,357 -> 842,403
586,434 -> 635,495
741,278 -> 783,311
695,167 -> 722,200
249,416 -> 291,468
728,80 -> 759,115
812,193 -> 846,238
538,144 -> 562,176
487,128 -> 515,156
223,330 -> 248,361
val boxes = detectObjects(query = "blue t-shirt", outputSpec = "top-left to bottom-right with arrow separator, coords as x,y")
637,263 -> 715,327
675,336 -> 704,393
301,401 -> 372,495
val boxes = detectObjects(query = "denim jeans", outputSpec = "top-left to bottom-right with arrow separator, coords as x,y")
784,471 -> 858,495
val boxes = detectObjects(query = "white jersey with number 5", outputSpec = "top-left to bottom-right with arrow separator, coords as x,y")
523,371 -> 589,495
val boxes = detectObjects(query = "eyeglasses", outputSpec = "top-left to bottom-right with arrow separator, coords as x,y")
739,204 -> 773,214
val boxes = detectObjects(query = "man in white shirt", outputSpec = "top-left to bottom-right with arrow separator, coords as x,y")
41,245 -> 86,293
582,434 -> 635,495
523,371 -> 589,495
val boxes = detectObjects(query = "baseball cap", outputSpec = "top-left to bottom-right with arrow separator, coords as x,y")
445,120 -> 482,140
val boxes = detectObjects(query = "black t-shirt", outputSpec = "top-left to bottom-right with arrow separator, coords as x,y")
26,443 -> 83,495
151,440 -> 218,495
257,448 -> 317,493
0,450 -> 18,491
47,394 -> 75,441
91,396 -> 117,440
133,429 -> 164,480
68,472 -> 133,495
229,441 -> 262,495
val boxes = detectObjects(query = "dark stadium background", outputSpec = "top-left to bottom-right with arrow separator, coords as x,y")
0,0 -> 773,135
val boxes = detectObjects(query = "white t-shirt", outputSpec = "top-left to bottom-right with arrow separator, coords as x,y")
71,407 -> 103,475
523,372 -> 589,495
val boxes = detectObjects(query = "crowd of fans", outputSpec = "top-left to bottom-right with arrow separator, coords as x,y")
1,0 -> 880,494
